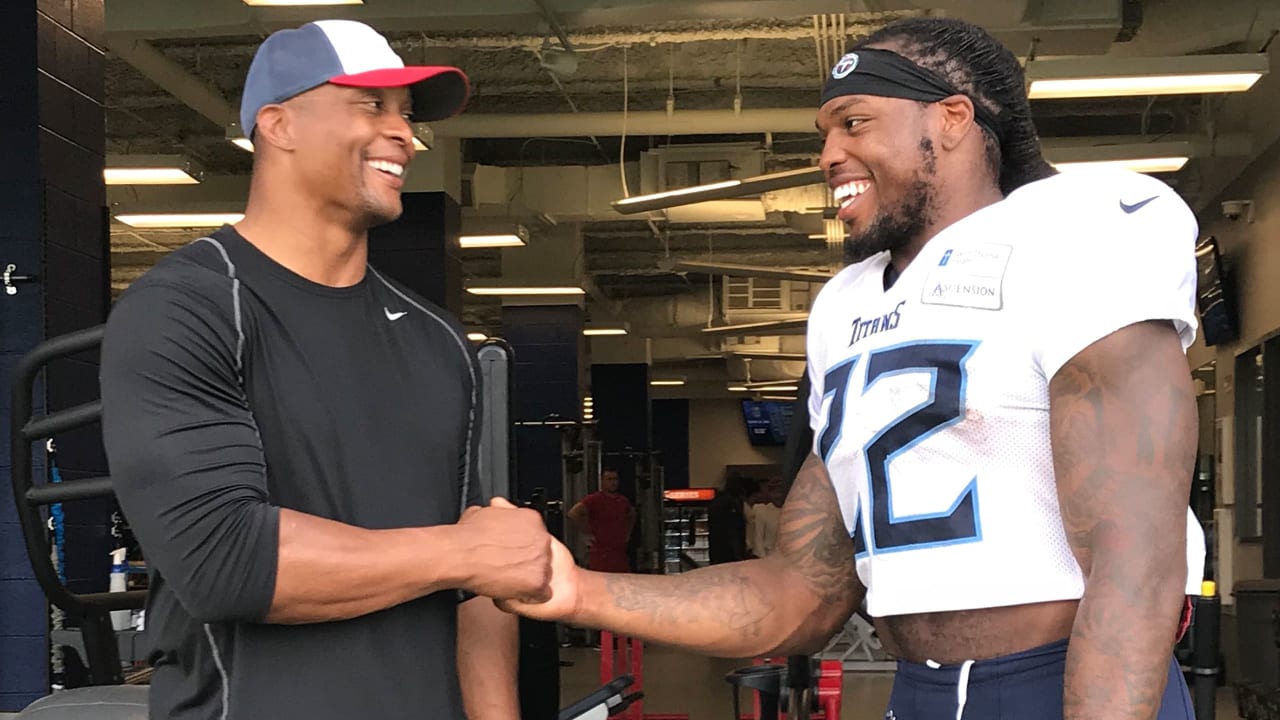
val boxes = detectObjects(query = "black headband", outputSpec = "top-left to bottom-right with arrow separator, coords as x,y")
821,48 -> 1004,144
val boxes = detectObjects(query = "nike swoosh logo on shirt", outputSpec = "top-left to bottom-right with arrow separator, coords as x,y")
1120,196 -> 1159,214
385,308 -> 408,321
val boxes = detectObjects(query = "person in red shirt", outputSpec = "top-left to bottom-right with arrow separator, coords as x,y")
568,469 -> 635,573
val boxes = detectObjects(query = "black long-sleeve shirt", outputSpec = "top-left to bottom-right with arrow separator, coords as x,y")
100,226 -> 483,720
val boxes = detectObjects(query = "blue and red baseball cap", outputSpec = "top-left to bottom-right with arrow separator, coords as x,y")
239,19 -> 470,137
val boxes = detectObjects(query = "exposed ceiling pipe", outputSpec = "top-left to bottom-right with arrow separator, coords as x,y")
109,39 -> 237,129
417,24 -> 818,48
530,0 -> 576,53
434,108 -> 817,137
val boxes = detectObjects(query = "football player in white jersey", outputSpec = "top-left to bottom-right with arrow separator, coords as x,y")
502,16 -> 1201,720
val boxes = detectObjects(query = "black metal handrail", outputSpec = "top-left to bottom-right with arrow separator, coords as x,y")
10,324 -> 146,685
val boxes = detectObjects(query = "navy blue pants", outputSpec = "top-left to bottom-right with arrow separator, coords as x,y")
884,639 -> 1194,719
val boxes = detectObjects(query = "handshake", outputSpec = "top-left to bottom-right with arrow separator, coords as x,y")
454,497 -> 579,619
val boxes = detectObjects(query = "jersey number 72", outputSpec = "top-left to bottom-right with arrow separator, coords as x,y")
818,341 -> 981,555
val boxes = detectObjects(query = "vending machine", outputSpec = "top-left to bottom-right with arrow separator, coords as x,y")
661,488 -> 715,574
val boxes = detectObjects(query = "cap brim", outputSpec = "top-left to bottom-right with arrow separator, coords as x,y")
330,66 -> 470,121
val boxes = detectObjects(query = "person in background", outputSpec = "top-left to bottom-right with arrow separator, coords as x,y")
708,475 -> 759,564
748,477 -> 783,558
567,468 -> 635,573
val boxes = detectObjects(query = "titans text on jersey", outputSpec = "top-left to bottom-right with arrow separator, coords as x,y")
806,167 -> 1206,618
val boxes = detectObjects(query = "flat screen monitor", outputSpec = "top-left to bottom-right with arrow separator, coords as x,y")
741,400 -> 794,446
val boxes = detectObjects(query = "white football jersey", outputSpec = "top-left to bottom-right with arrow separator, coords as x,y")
806,167 -> 1206,618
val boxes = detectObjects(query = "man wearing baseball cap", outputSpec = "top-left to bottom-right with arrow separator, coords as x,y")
100,20 -> 548,720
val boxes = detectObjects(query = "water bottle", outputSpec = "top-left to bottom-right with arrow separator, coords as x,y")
109,548 -> 131,631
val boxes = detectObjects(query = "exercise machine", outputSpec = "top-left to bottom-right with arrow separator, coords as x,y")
10,325 -> 149,717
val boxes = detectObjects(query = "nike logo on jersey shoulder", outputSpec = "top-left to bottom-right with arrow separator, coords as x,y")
384,307 -> 408,321
1119,195 -> 1159,214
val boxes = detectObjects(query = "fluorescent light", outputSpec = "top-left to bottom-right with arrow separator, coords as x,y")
762,395 -> 796,401
231,137 -> 254,152
754,384 -> 799,392
105,154 -> 203,185
1026,53 -> 1268,100
584,322 -> 630,337
614,180 -> 741,208
460,234 -> 527,248
1053,157 -> 1189,174
1031,73 -> 1262,99
650,379 -> 686,387
465,285 -> 586,296
466,332 -> 488,342
701,319 -> 809,336
115,213 -> 244,228
728,385 -> 749,392
1045,141 -> 1195,175
243,0 -> 362,5
105,167 -> 201,185
612,167 -> 825,215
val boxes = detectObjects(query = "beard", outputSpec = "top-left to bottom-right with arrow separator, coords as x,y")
842,137 -> 938,266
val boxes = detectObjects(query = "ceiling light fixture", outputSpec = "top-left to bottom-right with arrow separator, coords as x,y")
612,167 -> 825,215
114,213 -> 245,228
1026,53 -> 1268,100
1046,141 -> 1195,175
583,321 -> 630,337
460,234 -> 527,248
701,319 -> 809,337
465,284 -> 586,296
650,379 -> 686,387
659,258 -> 833,283
726,351 -> 808,362
1053,157 -> 1190,174
242,0 -> 363,6
104,155 -> 203,185
466,332 -> 488,342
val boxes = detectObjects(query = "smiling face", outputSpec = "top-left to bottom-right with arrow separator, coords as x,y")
816,94 -> 941,264
277,83 -> 417,228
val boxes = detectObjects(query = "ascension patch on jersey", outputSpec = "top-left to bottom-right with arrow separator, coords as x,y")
920,243 -> 1012,310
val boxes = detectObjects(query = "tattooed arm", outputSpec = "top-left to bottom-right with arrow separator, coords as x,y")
1049,320 -> 1195,720
500,454 -> 862,658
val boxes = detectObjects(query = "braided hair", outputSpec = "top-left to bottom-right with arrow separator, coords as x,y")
855,17 -> 1056,196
